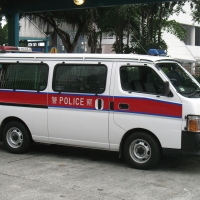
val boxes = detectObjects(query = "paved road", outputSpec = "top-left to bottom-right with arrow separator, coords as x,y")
0,142 -> 200,200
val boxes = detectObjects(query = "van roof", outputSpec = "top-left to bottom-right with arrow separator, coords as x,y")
0,53 -> 178,63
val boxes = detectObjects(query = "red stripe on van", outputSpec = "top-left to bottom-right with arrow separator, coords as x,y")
0,90 -> 47,106
0,90 -> 182,118
114,97 -> 182,118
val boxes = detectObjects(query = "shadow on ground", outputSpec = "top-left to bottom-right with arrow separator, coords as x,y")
1,142 -> 200,173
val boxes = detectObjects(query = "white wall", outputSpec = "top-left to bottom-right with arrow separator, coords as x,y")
169,2 -> 200,27
187,45 -> 200,60
19,17 -> 47,39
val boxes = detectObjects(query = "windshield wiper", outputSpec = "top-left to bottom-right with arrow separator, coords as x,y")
188,90 -> 200,98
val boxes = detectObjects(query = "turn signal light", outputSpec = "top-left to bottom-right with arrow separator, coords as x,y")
187,116 -> 200,132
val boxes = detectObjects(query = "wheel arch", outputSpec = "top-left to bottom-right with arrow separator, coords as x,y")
0,117 -> 32,142
119,128 -> 162,157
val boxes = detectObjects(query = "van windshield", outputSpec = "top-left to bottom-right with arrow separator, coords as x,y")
157,62 -> 200,98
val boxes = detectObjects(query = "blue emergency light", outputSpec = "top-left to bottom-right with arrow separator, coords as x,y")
148,49 -> 166,56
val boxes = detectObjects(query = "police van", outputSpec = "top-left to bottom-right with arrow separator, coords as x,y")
0,49 -> 199,169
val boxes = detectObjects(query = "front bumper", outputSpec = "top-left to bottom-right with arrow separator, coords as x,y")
181,130 -> 200,156
163,131 -> 200,156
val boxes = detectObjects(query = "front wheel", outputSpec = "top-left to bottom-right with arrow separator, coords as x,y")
123,132 -> 161,170
2,121 -> 32,154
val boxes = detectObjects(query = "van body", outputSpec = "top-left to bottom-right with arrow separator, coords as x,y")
0,53 -> 199,169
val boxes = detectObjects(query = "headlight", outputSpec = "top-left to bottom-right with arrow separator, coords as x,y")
187,115 -> 200,132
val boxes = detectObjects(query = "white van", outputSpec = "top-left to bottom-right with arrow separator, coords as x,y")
0,53 -> 199,169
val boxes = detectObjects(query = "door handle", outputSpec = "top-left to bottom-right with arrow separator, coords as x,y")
110,101 -> 114,110
119,103 -> 129,110
95,99 -> 104,110
98,99 -> 102,110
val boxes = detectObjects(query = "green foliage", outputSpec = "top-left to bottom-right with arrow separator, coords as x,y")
104,5 -> 139,53
0,23 -> 8,45
99,2 -> 186,54
19,40 -> 28,47
194,74 -> 200,83
22,2 -> 186,54
86,8 -> 102,53
130,2 -> 186,54
190,0 -> 200,23
163,20 -> 187,41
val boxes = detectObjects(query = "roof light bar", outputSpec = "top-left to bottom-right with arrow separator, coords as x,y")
148,49 -> 167,56
0,46 -> 32,53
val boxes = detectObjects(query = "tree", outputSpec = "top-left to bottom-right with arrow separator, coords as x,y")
19,40 -> 28,47
190,0 -> 200,22
21,2 -> 186,54
0,23 -> 8,45
87,8 -> 99,53
98,2 -> 186,54
130,2 -> 187,54
103,5 -> 139,54
23,10 -> 90,53
87,7 -> 110,53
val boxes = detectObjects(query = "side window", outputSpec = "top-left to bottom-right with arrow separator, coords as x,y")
140,66 -> 165,95
120,66 -> 140,91
53,64 -> 107,94
0,63 -> 48,91
120,65 -> 164,95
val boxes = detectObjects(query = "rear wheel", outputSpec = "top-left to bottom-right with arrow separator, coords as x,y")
123,132 -> 161,169
2,121 -> 32,154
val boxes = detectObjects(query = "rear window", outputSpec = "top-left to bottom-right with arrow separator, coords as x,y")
0,63 -> 49,91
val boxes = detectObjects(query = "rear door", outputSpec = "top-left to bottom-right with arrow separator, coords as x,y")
48,61 -> 112,149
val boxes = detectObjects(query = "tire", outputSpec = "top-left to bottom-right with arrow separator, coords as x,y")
2,121 -> 32,154
123,132 -> 161,170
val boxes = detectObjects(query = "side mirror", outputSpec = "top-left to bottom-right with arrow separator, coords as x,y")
163,81 -> 170,97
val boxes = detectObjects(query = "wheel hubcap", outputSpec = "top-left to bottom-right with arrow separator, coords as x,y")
6,127 -> 23,148
129,139 -> 151,164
